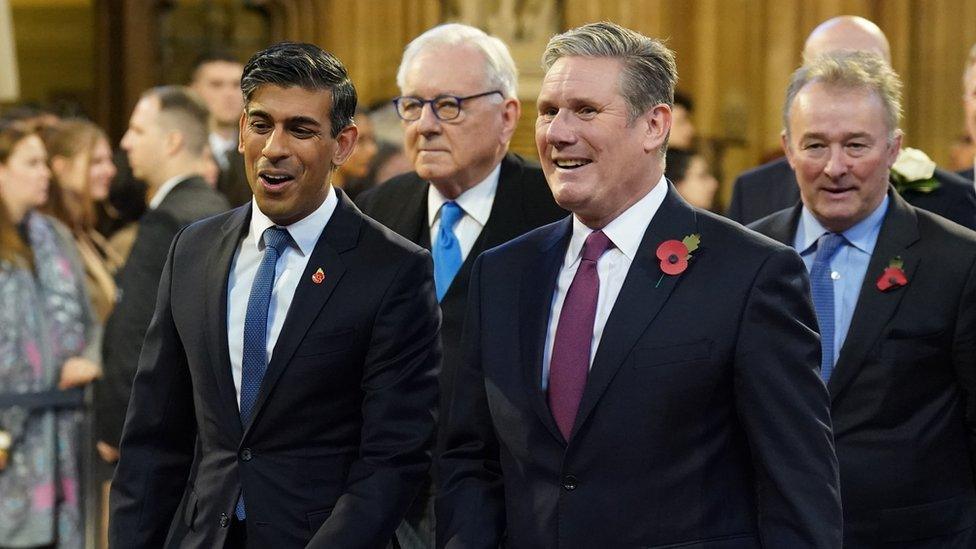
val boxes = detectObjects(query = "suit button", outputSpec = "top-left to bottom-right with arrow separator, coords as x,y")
219,513 -> 229,528
240,448 -> 252,461
562,474 -> 578,491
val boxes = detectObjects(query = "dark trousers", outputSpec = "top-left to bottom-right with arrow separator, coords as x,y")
224,518 -> 246,548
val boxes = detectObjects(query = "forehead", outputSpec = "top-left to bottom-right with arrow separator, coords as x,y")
789,81 -> 888,135
538,56 -> 623,101
402,45 -> 488,95
131,95 -> 161,124
246,85 -> 333,122
196,60 -> 243,82
11,134 -> 45,158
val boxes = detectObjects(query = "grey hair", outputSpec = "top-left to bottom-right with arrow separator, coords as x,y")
542,21 -> 677,123
396,23 -> 518,98
783,51 -> 902,140
964,42 -> 976,85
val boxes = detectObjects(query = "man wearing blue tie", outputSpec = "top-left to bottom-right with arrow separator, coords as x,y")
356,23 -> 565,549
751,51 -> 976,548
109,42 -> 441,549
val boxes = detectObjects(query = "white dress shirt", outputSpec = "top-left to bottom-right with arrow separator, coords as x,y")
541,176 -> 668,388
427,163 -> 501,262
226,187 -> 338,406
210,132 -> 238,170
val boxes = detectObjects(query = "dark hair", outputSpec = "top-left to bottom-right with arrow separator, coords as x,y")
673,90 -> 694,113
142,85 -> 211,156
664,148 -> 695,183
241,42 -> 357,138
189,49 -> 242,83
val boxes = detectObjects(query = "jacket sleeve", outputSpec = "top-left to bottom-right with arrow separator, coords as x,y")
435,255 -> 506,549
109,226 -> 197,548
733,246 -> 843,548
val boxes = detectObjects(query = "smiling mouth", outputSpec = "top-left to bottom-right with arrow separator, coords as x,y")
259,173 -> 295,191
553,159 -> 592,170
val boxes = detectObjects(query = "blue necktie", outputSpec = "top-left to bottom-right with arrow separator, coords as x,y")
236,226 -> 291,520
433,201 -> 463,301
810,232 -> 846,382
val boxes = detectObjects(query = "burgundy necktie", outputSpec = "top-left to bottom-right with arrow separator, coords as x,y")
548,230 -> 614,440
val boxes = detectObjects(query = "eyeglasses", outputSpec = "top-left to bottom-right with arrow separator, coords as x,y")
392,90 -> 503,121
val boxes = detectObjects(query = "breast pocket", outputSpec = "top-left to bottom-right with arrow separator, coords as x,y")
293,328 -> 355,358
633,339 -> 713,369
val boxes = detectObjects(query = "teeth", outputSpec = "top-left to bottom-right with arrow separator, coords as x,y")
262,174 -> 291,183
554,159 -> 589,169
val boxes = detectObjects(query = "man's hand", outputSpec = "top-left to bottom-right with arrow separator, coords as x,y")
59,357 -> 101,389
97,441 -> 120,464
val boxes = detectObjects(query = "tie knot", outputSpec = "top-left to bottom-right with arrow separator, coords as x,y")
581,230 -> 614,262
262,226 -> 292,255
439,201 -> 464,231
815,232 -> 846,263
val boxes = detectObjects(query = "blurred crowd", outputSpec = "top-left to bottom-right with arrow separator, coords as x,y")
0,13 -> 975,549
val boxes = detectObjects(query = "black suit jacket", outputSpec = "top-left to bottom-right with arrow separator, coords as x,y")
727,156 -> 976,230
109,191 -> 441,548
216,147 -> 252,208
437,184 -> 842,549
750,191 -> 976,547
356,153 -> 566,423
97,176 -> 230,445
959,167 -> 974,181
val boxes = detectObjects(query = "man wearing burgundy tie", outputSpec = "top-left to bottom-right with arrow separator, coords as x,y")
109,43 -> 441,548
437,22 -> 841,549
751,52 -> 976,548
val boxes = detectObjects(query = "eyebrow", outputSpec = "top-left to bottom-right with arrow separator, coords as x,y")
800,131 -> 874,141
246,108 -> 322,127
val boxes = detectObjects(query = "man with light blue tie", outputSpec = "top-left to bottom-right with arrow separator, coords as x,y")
355,23 -> 565,549
751,51 -> 976,548
109,42 -> 441,549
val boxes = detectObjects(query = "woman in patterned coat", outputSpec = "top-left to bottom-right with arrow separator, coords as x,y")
0,122 -> 100,548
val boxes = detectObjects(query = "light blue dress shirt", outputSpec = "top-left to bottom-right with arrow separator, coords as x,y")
793,196 -> 889,367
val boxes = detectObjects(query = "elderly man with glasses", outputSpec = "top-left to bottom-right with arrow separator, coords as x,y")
356,23 -> 566,549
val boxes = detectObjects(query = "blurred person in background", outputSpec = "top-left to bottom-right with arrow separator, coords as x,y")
960,43 -> 976,180
189,50 -> 249,206
332,108 -> 379,200
669,91 -> 697,150
665,148 -> 719,210
0,122 -> 100,548
42,119 -> 123,322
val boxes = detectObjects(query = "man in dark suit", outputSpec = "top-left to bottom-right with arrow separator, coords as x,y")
189,51 -> 252,207
96,86 -> 230,462
751,51 -> 976,548
109,43 -> 441,548
437,22 -> 841,549
728,16 -> 976,229
356,24 -> 565,549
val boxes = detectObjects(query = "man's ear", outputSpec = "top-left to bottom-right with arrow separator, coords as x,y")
498,97 -> 521,145
331,124 -> 360,167
781,131 -> 796,170
164,130 -> 185,157
642,103 -> 671,153
238,111 -> 247,154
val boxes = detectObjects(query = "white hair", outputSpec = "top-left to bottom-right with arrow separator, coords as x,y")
396,23 -> 518,98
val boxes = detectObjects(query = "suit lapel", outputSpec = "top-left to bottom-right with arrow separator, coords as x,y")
242,191 -> 361,436
827,192 -> 920,400
520,217 -> 572,444
571,185 -> 698,440
205,205 -> 250,438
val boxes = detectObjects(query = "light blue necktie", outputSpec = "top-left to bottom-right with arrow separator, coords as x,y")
236,226 -> 291,520
433,201 -> 463,301
810,232 -> 846,382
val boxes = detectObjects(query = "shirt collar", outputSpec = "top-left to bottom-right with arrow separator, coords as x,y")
149,174 -> 194,209
248,185 -> 338,256
427,162 -> 502,227
209,132 -> 237,157
796,194 -> 889,256
567,174 -> 669,263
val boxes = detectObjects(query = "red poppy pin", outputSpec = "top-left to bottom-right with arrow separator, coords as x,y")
311,267 -> 325,285
876,256 -> 908,292
655,234 -> 700,287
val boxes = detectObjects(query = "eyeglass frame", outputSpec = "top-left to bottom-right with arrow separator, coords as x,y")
392,90 -> 504,121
